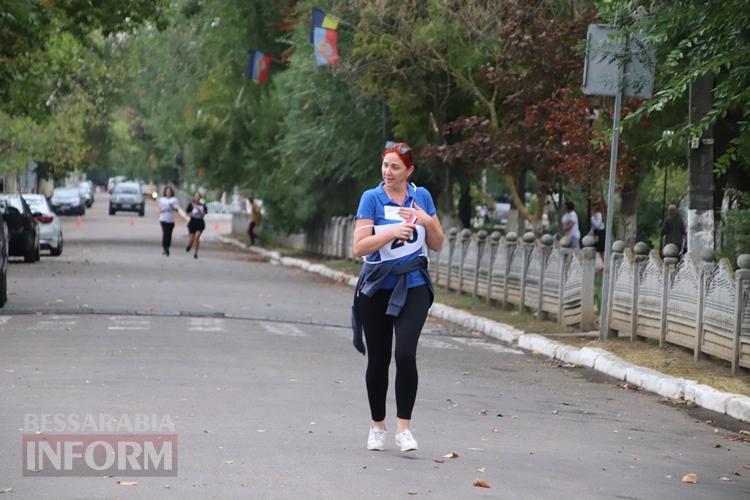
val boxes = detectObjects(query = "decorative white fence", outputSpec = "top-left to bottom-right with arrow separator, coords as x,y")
605,241 -> 750,374
275,216 -> 750,374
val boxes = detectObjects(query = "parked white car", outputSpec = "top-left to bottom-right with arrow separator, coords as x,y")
22,194 -> 63,256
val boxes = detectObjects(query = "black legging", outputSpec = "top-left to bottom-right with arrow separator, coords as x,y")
356,285 -> 431,421
160,222 -> 174,252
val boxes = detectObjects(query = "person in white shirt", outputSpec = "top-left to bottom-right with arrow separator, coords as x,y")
562,201 -> 581,249
158,186 -> 180,256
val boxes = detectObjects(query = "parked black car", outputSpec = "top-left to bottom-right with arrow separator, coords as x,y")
0,194 -> 40,263
0,218 -> 9,306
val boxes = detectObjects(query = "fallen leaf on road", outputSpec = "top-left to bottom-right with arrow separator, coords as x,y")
713,444 -> 722,448
531,351 -> 541,357
433,459 -> 445,464
491,427 -> 498,433
117,480 -> 138,486
617,383 -> 640,392
479,409 -> 488,416
681,473 -> 697,484
443,452 -> 459,459
144,306 -> 155,313
473,479 -> 491,488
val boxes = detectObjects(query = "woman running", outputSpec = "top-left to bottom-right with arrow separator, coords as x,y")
351,141 -> 444,452
158,186 -> 180,256
185,191 -> 207,259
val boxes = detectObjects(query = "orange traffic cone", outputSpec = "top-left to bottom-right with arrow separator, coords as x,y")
76,216 -> 82,227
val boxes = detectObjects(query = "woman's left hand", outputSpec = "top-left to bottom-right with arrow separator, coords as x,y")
398,203 -> 431,226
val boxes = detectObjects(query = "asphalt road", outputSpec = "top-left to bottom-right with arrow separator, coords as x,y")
1,194 -> 749,499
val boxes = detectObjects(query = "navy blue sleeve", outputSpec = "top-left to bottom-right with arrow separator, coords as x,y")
355,190 -> 376,220
417,188 -> 436,216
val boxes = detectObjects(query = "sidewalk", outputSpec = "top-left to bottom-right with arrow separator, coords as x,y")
218,235 -> 750,425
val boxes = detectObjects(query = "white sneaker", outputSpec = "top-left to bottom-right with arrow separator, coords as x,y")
367,427 -> 386,451
395,429 -> 418,452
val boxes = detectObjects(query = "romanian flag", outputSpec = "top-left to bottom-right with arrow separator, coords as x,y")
309,7 -> 340,43
313,27 -> 340,66
247,51 -> 272,84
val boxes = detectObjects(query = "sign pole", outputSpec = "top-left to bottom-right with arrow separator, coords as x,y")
598,66 -> 624,341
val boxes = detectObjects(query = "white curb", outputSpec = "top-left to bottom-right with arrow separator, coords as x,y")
684,383 -> 737,415
217,236 -> 750,423
727,396 -> 750,422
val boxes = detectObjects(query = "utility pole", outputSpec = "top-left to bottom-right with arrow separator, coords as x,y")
687,74 -> 715,258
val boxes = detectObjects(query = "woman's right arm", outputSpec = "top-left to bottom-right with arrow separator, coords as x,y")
353,219 -> 413,257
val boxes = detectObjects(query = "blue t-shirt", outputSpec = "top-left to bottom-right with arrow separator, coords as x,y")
356,182 -> 437,289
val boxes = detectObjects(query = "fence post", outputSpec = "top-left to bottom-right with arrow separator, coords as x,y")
474,230 -> 488,297
604,240 -> 626,337
538,234 -> 554,320
660,243 -> 680,348
503,232 -> 518,308
446,227 -> 459,291
732,254 -> 750,374
695,249 -> 715,361
458,229 -> 472,294
580,235 -> 597,331
631,242 -> 650,341
519,232 -> 536,312
557,236 -> 573,324
486,231 -> 502,303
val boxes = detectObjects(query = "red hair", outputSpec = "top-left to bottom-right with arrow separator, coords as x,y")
383,142 -> 414,170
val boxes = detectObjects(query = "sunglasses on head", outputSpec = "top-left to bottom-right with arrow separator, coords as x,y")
384,141 -> 412,155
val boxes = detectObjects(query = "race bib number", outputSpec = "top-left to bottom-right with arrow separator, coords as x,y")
373,224 -> 425,261
383,205 -> 405,222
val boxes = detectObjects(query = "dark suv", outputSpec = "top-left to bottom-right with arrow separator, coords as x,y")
0,194 -> 40,263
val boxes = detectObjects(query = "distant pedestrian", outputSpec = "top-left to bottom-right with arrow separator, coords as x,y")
158,186 -> 180,256
589,201 -> 606,261
185,191 -> 207,259
351,141 -> 445,453
662,204 -> 686,254
562,201 -> 581,249
247,197 -> 262,246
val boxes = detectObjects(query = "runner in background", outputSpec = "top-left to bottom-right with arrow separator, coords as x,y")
351,141 -> 444,453
185,191 -> 207,259
158,186 -> 180,257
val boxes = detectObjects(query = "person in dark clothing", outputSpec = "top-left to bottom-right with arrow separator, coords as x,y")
352,141 -> 444,453
247,197 -> 262,246
662,204 -> 686,253
185,191 -> 207,259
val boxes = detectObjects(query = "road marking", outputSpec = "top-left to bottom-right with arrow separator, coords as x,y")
449,337 -> 523,354
109,318 -> 151,331
189,318 -> 225,332
261,322 -> 309,337
27,320 -> 77,331
419,338 -> 462,350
